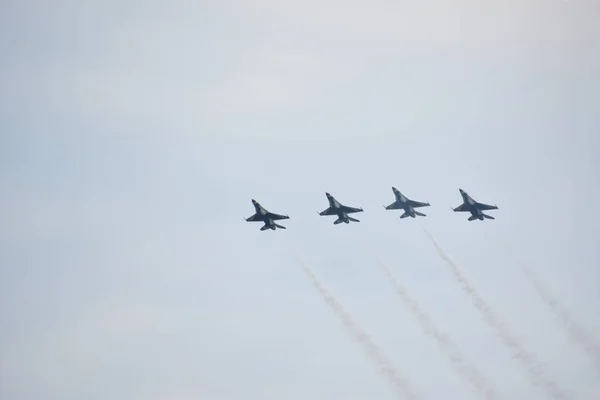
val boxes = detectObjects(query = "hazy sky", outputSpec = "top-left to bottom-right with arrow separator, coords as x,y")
1,1 -> 599,399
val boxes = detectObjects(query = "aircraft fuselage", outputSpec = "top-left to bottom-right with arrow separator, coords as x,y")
260,219 -> 277,230
472,209 -> 484,220
460,202 -> 485,220
405,206 -> 416,217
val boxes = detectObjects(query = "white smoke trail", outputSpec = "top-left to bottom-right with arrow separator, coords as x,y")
375,256 -> 497,400
422,226 -> 568,400
500,240 -> 600,370
292,252 -> 422,400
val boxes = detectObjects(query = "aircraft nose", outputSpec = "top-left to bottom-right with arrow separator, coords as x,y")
326,192 -> 331,196
459,189 -> 465,194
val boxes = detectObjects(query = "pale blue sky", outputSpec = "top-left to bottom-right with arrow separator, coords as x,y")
1,1 -> 599,399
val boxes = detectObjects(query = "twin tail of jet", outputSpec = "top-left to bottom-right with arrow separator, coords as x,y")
245,188 -> 498,231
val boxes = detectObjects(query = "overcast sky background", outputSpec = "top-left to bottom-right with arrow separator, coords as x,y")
1,1 -> 600,399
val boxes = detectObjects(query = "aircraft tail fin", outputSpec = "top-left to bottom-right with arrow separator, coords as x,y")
414,211 -> 427,217
347,216 -> 360,223
482,213 -> 495,220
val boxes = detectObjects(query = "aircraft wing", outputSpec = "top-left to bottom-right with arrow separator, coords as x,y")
267,212 -> 290,220
385,202 -> 402,210
341,205 -> 363,213
246,213 -> 262,221
475,202 -> 498,210
408,199 -> 430,208
319,207 -> 337,216
452,204 -> 470,212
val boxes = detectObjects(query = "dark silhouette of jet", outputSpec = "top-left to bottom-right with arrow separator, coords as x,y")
245,199 -> 289,231
384,187 -> 430,218
452,189 -> 498,221
318,192 -> 363,224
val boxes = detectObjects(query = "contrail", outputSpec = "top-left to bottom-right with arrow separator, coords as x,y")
422,226 -> 568,399
292,251 -> 422,400
375,256 -> 497,400
500,240 -> 600,370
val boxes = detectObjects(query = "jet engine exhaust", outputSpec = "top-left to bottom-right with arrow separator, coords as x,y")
291,251 -> 422,400
422,226 -> 568,400
375,256 -> 497,400
500,240 -> 600,370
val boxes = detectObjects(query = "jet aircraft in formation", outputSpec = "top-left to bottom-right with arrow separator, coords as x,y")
451,189 -> 499,221
245,199 -> 290,231
245,188 -> 498,231
318,192 -> 364,224
384,187 -> 430,218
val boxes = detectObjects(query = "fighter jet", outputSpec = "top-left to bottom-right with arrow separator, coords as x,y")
245,199 -> 290,231
452,189 -> 498,221
384,187 -> 430,218
318,192 -> 363,224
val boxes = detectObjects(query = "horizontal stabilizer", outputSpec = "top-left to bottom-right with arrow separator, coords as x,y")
274,223 -> 287,229
414,211 -> 426,217
400,212 -> 410,219
468,215 -> 478,221
347,216 -> 360,223
334,218 -> 344,225
482,213 -> 495,220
